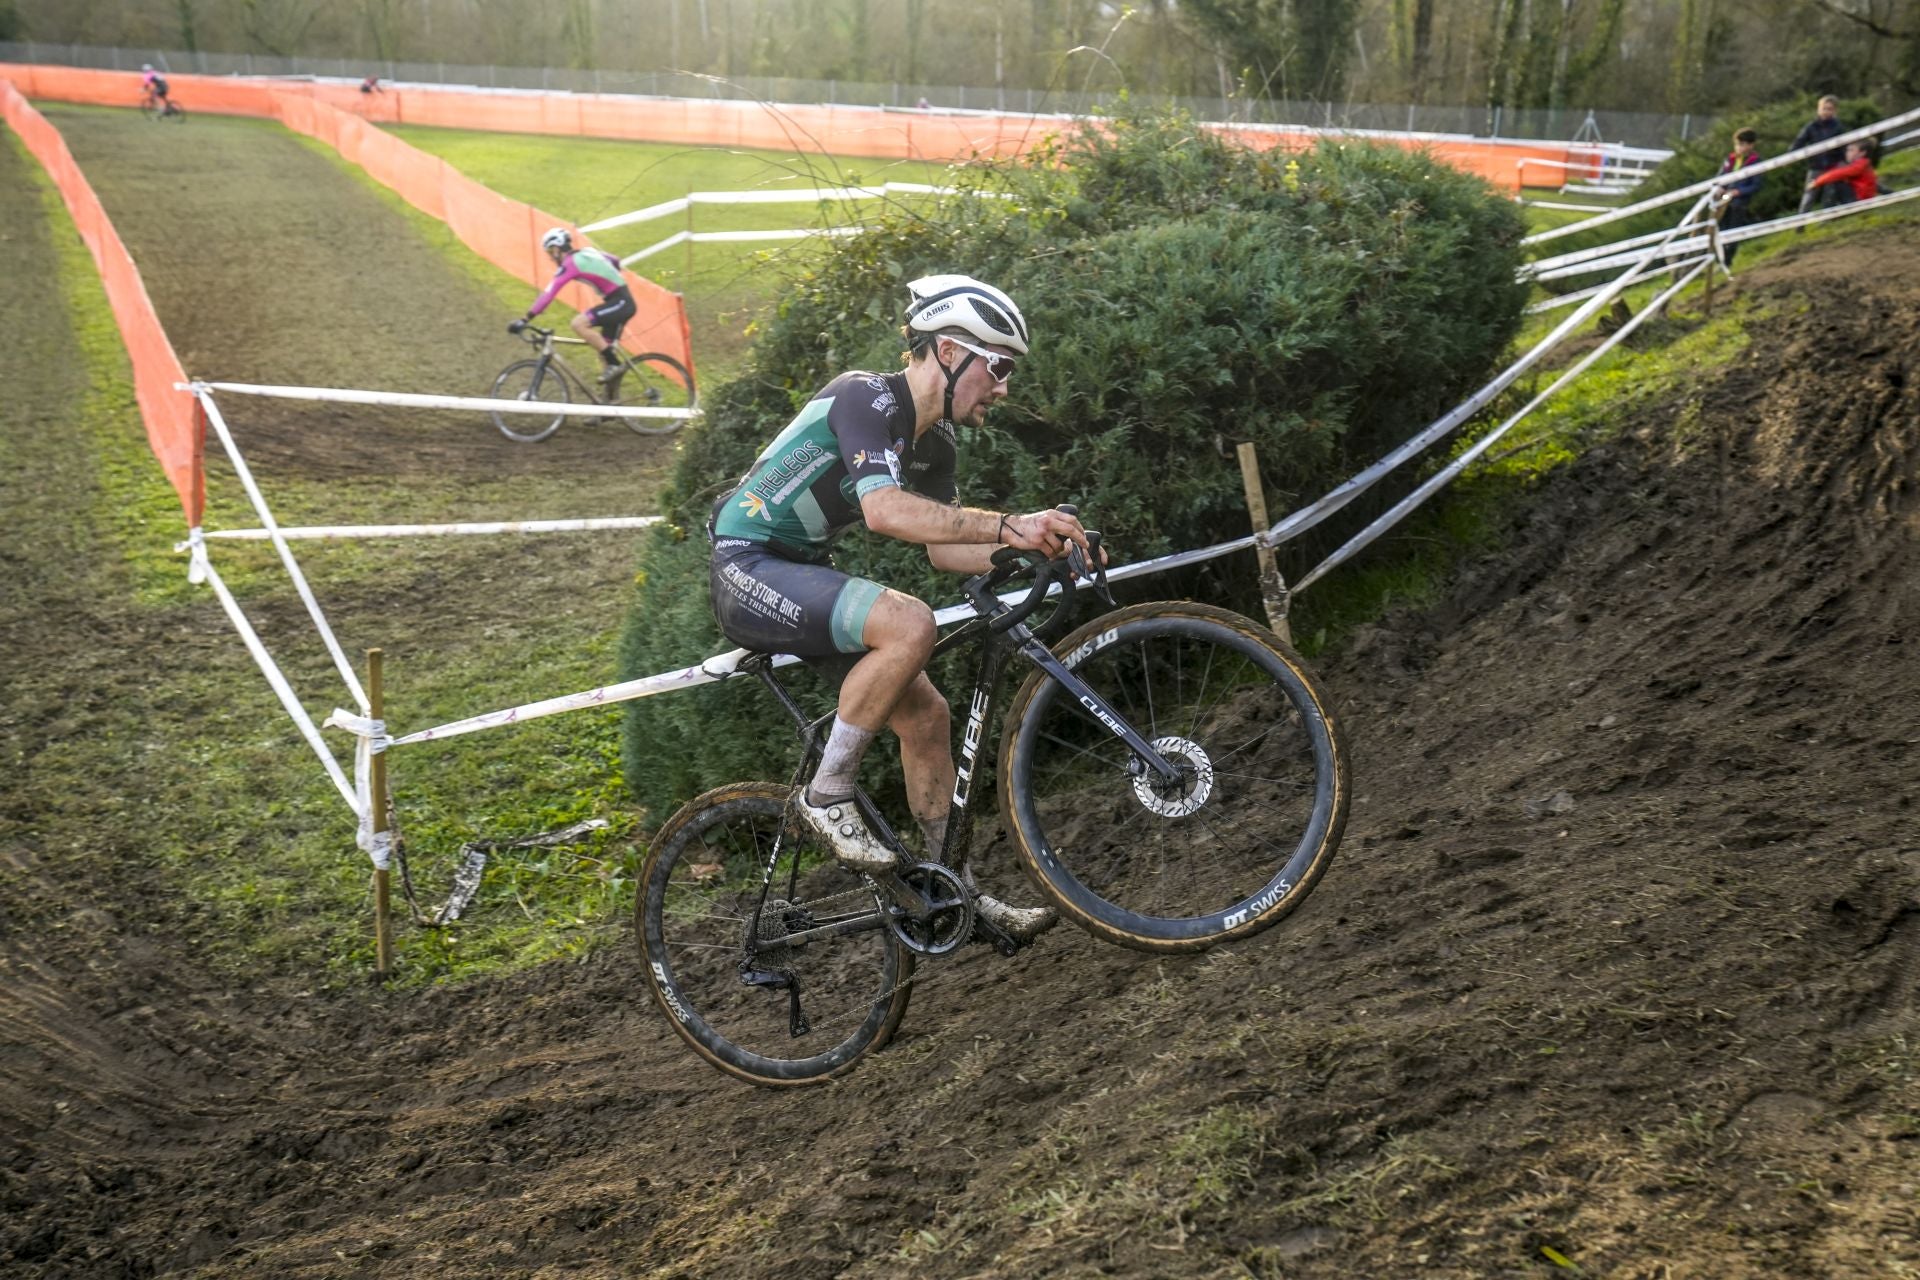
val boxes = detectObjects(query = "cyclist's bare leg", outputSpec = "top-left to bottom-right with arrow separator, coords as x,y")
568,309 -> 610,355
804,590 -> 933,804
886,673 -> 954,850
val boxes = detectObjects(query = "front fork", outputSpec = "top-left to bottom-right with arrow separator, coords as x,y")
1009,625 -> 1183,785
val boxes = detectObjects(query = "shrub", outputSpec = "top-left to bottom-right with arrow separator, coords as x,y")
618,111 -> 1528,820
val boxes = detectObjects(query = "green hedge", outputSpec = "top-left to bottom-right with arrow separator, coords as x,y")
617,112 -> 1529,820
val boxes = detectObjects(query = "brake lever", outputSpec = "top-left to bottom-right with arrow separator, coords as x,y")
1085,531 -> 1115,607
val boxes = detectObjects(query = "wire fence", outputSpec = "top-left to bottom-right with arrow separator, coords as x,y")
0,40 -> 1713,149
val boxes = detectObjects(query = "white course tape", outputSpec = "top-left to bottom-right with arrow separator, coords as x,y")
197,389 -> 370,713
379,649 -> 790,749
1526,254 -> 1712,313
1264,194 -> 1710,549
321,709 -> 391,869
193,543 -> 359,815
1297,257 -> 1714,593
581,183 -> 974,234
181,381 -> 696,421
622,226 -> 861,265
196,516 -> 663,541
1523,105 -> 1920,246
1532,186 -> 1920,283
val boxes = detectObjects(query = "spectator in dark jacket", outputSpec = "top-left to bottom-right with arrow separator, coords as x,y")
1794,96 -> 1848,213
1810,139 -> 1880,205
1713,128 -> 1764,266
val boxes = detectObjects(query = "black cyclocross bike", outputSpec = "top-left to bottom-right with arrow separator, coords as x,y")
637,514 -> 1349,1086
139,89 -> 186,121
490,324 -> 696,443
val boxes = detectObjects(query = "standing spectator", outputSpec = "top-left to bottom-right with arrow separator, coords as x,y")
1793,96 -> 1848,214
1809,139 -> 1880,205
1713,128 -> 1763,266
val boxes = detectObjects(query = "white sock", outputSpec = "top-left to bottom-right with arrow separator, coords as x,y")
917,811 -> 949,859
806,716 -> 875,806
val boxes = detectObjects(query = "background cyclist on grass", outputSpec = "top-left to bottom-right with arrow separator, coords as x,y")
707,274 -> 1095,942
139,64 -> 170,111
508,228 -> 635,394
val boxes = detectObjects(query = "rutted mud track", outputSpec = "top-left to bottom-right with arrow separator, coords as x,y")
5,109 -> 1920,1276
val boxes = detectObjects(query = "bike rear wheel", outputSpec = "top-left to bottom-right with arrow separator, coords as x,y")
609,351 -> 697,435
490,358 -> 568,443
637,782 -> 914,1086
999,602 -> 1348,954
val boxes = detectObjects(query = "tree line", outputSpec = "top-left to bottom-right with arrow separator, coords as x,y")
4,0 -> 1914,114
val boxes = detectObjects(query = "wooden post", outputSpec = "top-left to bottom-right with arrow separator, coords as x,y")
1235,442 -> 1294,645
368,647 -> 394,979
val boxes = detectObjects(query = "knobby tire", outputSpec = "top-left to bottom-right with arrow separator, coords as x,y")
998,602 -> 1348,954
490,358 -> 568,443
637,782 -> 914,1086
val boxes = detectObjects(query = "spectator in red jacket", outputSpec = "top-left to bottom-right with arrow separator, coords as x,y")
1810,140 -> 1880,205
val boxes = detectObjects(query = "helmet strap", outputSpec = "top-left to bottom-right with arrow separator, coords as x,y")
939,342 -> 977,427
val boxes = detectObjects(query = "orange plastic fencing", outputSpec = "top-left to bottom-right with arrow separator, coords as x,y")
9,58 -> 1571,195
266,90 -> 694,375
1,76 -> 203,525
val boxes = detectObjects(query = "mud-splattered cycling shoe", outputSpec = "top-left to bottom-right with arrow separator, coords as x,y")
976,894 -> 1057,941
795,796 -> 898,874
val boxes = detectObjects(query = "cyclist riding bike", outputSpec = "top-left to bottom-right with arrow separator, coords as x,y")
508,228 -> 636,393
139,64 -> 171,110
707,274 -> 1096,942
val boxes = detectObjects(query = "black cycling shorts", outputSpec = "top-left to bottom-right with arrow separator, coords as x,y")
588,287 -> 636,341
709,538 -> 884,660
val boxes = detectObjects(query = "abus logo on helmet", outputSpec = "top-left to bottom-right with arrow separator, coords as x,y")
917,300 -> 956,321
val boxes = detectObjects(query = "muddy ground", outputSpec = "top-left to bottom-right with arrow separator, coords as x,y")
3,109 -> 1919,1278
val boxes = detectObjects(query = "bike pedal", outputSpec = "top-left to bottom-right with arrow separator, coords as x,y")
971,915 -> 1024,957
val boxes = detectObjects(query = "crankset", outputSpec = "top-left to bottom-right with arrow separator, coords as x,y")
880,861 -> 973,957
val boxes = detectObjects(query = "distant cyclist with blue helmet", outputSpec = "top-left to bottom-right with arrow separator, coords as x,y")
508,228 -> 635,392
707,274 -> 1095,941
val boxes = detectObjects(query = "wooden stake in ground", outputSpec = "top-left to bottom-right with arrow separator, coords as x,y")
1235,441 -> 1294,645
368,647 -> 393,978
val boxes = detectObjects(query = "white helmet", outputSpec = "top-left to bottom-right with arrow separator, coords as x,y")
905,275 -> 1028,356
540,227 -> 573,253
142,63 -> 153,71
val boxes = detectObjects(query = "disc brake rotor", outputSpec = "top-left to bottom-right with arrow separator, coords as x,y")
1131,736 -> 1215,818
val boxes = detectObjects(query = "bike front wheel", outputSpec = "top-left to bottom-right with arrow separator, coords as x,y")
609,351 -> 697,436
637,782 -> 914,1086
490,358 -> 568,443
999,602 -> 1349,954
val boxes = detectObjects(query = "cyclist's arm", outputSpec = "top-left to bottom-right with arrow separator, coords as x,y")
864,488 -> 1087,560
524,259 -> 581,319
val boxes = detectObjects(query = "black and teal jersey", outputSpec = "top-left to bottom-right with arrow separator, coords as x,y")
712,370 -> 958,558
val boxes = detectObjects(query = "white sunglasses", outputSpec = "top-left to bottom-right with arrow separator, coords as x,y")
944,336 -> 1018,383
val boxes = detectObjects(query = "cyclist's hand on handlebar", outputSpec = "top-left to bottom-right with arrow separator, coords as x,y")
507,318 -> 528,335
1001,508 -> 1092,562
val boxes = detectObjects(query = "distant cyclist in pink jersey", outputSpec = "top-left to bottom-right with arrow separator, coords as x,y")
139,64 -> 170,106
508,227 -> 635,391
